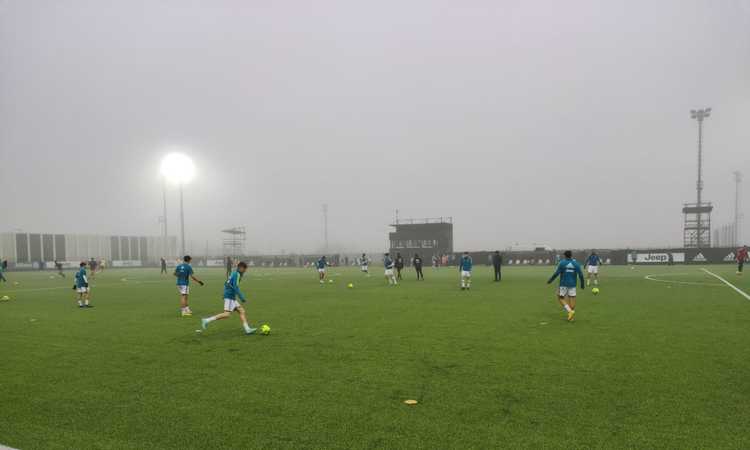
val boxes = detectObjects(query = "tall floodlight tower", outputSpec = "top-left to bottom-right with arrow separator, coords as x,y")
683,108 -> 713,248
734,171 -> 743,246
160,152 -> 196,256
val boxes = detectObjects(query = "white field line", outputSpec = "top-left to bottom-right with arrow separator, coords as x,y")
1,280 -> 163,293
0,444 -> 20,450
643,273 -> 723,287
701,268 -> 750,301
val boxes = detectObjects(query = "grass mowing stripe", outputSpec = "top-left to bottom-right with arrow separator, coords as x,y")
701,268 -> 750,301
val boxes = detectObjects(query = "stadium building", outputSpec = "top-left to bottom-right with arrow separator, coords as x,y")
0,232 -> 177,268
388,218 -> 453,262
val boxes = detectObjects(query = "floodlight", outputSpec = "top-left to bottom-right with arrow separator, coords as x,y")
160,152 -> 195,185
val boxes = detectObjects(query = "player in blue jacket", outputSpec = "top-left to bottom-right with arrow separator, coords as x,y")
547,250 -> 585,321
585,251 -> 602,286
316,256 -> 329,284
174,255 -> 204,317
201,262 -> 257,335
74,261 -> 92,308
459,252 -> 473,290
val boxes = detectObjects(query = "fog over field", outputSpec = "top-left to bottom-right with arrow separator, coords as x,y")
1,0 -> 749,254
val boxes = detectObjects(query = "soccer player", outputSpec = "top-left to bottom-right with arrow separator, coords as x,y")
395,253 -> 405,281
316,256 -> 328,284
360,253 -> 370,276
737,245 -> 748,275
585,251 -> 602,286
174,255 -> 204,317
384,253 -> 397,285
160,257 -> 167,275
0,259 -> 6,284
201,261 -> 257,335
88,257 -> 97,279
547,250 -> 585,322
54,260 -> 65,278
74,262 -> 92,308
491,250 -> 502,282
413,253 -> 424,280
459,252 -> 473,290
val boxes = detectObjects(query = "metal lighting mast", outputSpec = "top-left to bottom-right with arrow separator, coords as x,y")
683,108 -> 713,248
734,171 -> 743,246
322,204 -> 328,253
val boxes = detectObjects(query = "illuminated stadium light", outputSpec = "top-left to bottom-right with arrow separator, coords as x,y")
160,152 -> 196,185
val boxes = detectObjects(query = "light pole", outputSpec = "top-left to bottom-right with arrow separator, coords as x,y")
734,171 -> 743,246
162,178 -> 168,258
690,107 -> 711,247
160,152 -> 196,257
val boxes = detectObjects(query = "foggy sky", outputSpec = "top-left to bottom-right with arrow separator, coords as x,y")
1,0 -> 749,255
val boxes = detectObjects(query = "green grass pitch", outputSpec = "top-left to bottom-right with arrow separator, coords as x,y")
1,264 -> 750,449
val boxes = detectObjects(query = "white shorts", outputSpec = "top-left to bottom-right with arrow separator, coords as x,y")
361,265 -> 368,271
318,268 -> 326,274
559,286 -> 577,297
178,285 -> 189,295
385,268 -> 394,276
587,266 -> 599,274
461,270 -> 471,278
224,298 -> 242,312
77,287 -> 88,293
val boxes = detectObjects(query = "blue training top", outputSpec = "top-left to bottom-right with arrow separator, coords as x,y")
223,270 -> 246,301
175,263 -> 193,286
586,254 -> 602,266
548,259 -> 585,288
75,267 -> 88,288
459,256 -> 473,271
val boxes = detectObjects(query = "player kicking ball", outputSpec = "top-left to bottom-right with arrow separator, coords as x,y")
74,262 -> 93,308
547,250 -> 585,321
174,255 -> 204,317
201,261 -> 257,335
459,251 -> 473,290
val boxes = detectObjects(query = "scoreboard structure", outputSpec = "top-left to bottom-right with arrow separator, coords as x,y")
388,217 -> 453,261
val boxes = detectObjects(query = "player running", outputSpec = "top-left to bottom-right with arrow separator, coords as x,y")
54,260 -> 65,278
413,253 -> 424,280
585,251 -> 602,286
201,261 -> 257,335
547,250 -> 585,322
384,253 -> 397,285
360,253 -> 370,276
74,262 -> 92,308
174,255 -> 204,317
316,256 -> 329,284
459,252 -> 473,290
737,245 -> 748,275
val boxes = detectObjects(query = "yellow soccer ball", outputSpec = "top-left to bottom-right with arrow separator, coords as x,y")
592,287 -> 600,295
260,324 -> 271,335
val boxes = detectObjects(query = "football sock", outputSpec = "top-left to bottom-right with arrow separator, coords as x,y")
563,304 -> 572,312
243,323 -> 252,333
78,300 -> 83,306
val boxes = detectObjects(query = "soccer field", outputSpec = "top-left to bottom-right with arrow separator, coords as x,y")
1,265 -> 750,449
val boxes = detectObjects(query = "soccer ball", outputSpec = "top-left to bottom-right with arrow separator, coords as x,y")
347,283 -> 354,289
0,295 -> 10,301
260,324 -> 271,335
592,287 -> 600,295
328,279 -> 333,283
